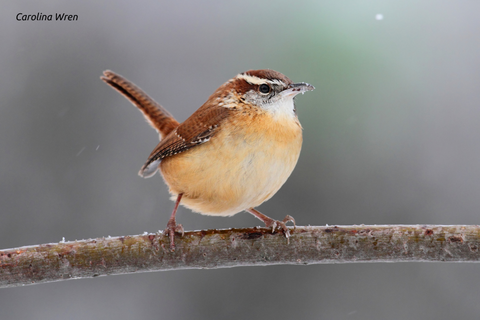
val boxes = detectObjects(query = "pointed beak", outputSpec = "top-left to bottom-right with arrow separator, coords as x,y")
280,82 -> 315,98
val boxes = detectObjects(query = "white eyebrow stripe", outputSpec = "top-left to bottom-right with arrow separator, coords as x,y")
236,74 -> 264,85
236,74 -> 286,87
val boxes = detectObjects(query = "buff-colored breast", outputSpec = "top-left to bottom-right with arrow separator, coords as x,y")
159,110 -> 303,216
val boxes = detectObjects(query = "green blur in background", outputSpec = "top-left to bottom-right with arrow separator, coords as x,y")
2,1 -> 480,319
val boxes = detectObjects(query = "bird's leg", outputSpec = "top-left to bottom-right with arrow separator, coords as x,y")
247,208 -> 296,239
164,193 -> 184,250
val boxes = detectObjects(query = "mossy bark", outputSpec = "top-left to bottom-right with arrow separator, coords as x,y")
1,225 -> 480,288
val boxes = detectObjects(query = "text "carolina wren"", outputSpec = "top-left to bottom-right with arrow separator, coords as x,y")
101,69 -> 314,249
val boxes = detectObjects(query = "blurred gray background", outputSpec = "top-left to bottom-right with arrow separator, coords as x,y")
2,1 -> 480,319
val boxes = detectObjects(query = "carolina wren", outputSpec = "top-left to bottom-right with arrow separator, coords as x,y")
101,69 -> 314,249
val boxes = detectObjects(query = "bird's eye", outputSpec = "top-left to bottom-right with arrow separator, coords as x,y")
259,84 -> 271,94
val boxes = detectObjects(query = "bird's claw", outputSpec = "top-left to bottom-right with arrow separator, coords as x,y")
265,215 -> 296,241
164,220 -> 184,251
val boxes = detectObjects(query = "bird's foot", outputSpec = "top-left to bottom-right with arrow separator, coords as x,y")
164,218 -> 184,251
264,215 -> 296,239
247,208 -> 296,243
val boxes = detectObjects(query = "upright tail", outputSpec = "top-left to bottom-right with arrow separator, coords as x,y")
101,70 -> 179,139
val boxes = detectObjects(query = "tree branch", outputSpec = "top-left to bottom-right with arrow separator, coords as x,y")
1,225 -> 479,288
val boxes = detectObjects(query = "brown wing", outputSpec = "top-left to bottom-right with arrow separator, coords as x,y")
139,102 -> 231,177
101,70 -> 179,138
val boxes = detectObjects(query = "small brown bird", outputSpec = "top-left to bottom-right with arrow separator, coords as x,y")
101,69 -> 314,249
